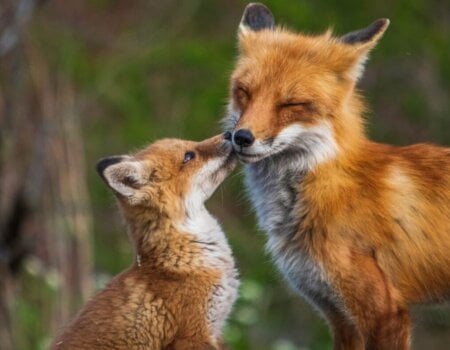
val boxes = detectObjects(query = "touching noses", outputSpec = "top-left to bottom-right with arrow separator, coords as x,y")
232,129 -> 255,147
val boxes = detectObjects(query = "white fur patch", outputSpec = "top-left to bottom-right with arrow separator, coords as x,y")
239,23 -> 250,36
178,157 -> 239,339
190,158 -> 223,204
234,122 -> 338,170
349,54 -> 369,81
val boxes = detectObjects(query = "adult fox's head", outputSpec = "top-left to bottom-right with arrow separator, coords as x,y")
226,3 -> 389,168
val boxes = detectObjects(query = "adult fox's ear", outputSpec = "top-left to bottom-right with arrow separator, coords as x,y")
340,19 -> 390,81
96,156 -> 145,198
341,19 -> 390,46
239,3 -> 275,35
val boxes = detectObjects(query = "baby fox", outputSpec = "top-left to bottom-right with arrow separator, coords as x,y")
226,3 -> 450,350
51,135 -> 238,350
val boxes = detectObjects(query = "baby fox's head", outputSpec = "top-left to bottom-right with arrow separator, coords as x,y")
97,134 -> 236,223
226,3 -> 389,168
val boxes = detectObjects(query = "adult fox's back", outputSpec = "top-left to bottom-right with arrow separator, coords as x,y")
226,3 -> 450,349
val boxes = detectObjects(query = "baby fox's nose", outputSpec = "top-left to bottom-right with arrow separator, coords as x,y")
233,129 -> 255,147
223,131 -> 232,141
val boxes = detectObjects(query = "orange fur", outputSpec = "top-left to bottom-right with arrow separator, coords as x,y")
228,4 -> 450,349
51,135 -> 238,350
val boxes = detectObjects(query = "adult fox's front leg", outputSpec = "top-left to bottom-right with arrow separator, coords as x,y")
325,310 -> 364,350
324,308 -> 364,350
338,253 -> 411,350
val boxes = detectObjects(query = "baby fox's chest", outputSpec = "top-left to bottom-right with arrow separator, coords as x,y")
207,266 -> 239,339
183,212 -> 239,339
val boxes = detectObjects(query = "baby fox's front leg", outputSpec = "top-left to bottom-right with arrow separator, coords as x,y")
167,339 -> 218,350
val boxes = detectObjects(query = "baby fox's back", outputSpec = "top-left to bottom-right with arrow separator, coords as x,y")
52,264 -> 224,349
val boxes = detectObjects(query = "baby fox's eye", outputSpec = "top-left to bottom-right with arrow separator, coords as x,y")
183,151 -> 196,163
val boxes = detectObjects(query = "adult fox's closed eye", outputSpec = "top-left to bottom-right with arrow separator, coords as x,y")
227,3 -> 450,350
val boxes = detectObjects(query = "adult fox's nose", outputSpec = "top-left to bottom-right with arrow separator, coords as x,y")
233,129 -> 255,147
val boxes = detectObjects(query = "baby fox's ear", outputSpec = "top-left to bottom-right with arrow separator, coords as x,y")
96,156 -> 145,198
239,3 -> 275,35
340,19 -> 390,81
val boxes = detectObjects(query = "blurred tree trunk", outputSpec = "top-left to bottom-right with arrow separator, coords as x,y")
0,3 -> 36,349
28,47 -> 94,328
0,0 -> 93,348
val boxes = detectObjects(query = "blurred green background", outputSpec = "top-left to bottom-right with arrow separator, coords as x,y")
0,0 -> 449,349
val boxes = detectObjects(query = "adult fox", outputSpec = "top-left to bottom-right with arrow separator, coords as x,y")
225,3 -> 450,349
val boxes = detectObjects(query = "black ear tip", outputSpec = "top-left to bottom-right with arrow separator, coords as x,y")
244,2 -> 270,12
341,18 -> 390,45
242,2 -> 274,31
373,18 -> 390,31
96,156 -> 124,177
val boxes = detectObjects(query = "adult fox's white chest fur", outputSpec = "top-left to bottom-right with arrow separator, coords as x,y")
226,3 -> 450,350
